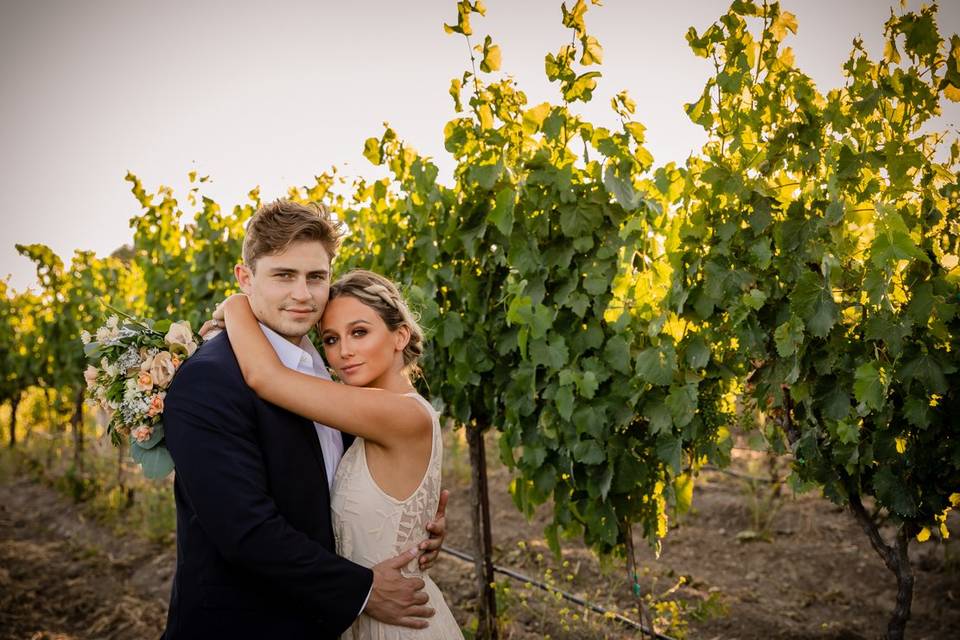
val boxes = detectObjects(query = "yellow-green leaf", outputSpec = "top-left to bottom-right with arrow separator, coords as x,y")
580,35 -> 603,65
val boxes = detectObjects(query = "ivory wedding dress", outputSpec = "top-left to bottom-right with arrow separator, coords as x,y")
330,392 -> 464,640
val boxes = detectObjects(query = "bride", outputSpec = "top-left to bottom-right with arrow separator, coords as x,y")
215,269 -> 464,640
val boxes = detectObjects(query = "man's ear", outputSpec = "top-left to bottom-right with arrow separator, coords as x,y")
235,263 -> 253,293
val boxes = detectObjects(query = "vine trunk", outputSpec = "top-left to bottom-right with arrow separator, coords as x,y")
846,483 -> 914,640
467,423 -> 497,639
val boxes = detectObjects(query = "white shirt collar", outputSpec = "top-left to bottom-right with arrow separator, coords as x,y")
258,322 -> 329,376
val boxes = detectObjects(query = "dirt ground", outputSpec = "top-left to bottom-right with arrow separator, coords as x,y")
1,432 -> 958,640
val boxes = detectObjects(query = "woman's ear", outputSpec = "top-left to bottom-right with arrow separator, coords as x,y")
394,324 -> 411,352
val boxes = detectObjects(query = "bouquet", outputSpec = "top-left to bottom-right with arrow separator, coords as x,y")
82,312 -> 200,479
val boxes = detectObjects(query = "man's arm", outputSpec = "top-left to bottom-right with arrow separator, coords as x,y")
164,355 -> 372,632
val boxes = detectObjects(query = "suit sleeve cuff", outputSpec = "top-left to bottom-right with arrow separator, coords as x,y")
358,583 -> 373,617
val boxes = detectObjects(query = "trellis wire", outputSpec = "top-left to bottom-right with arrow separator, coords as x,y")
440,545 -> 677,640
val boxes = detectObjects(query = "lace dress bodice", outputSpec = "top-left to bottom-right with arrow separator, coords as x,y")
330,393 -> 463,639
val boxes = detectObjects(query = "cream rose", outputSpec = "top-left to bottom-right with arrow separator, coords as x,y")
165,321 -> 198,356
150,351 -> 178,388
84,365 -> 99,389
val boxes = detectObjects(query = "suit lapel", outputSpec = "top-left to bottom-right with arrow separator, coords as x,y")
298,417 -> 331,499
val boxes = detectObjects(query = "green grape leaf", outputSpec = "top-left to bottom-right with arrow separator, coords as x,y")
635,343 -> 676,386
603,164 -> 640,211
853,362 -> 886,412
791,271 -> 838,337
534,464 -> 557,495
573,438 -> 605,465
873,467 -> 918,517
666,383 -> 698,428
899,354 -> 948,395
656,434 -> 683,474
774,315 -> 805,357
437,312 -> 464,347
530,335 -> 569,370
870,210 -> 928,268
572,405 -> 604,439
555,384 -> 575,421
822,388 -> 851,422
685,336 -> 710,369
603,335 -> 631,373
903,395 -> 933,429
488,187 -> 516,235
644,399 -> 673,435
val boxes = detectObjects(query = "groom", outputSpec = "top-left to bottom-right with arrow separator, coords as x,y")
162,200 -> 443,639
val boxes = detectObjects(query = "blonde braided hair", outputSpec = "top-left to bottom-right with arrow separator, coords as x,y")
327,270 -> 424,378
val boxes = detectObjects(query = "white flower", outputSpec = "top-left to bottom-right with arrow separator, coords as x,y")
80,330 -> 92,345
124,378 -> 141,403
106,315 -> 119,329
96,326 -> 112,342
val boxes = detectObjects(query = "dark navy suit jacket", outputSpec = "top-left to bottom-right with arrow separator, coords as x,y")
161,331 -> 372,639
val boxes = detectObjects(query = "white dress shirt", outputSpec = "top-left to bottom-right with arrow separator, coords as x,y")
259,323 -> 344,490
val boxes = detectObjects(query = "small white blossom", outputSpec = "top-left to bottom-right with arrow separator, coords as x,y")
80,330 -> 92,344
106,315 -> 119,329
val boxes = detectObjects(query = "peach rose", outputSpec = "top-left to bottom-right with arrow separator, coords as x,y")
131,425 -> 154,443
146,392 -> 165,418
150,351 -> 177,388
84,366 -> 99,389
136,370 -> 154,393
165,321 -> 198,356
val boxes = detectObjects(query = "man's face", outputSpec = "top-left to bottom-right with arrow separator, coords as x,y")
235,240 -> 331,344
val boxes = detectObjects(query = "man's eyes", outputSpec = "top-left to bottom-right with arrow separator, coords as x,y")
272,273 -> 328,281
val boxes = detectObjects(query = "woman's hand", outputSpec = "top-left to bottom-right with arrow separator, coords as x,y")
197,295 -> 242,339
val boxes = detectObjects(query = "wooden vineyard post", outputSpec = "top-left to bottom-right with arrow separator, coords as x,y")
70,387 -> 85,472
467,422 -> 497,639
8,391 -> 20,448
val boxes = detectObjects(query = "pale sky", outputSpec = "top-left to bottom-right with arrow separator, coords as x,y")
2,0 -> 958,292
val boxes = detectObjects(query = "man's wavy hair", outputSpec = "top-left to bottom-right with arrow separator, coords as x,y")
242,200 -> 344,270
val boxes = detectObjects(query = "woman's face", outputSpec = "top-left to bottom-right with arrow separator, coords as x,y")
319,295 -> 407,388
